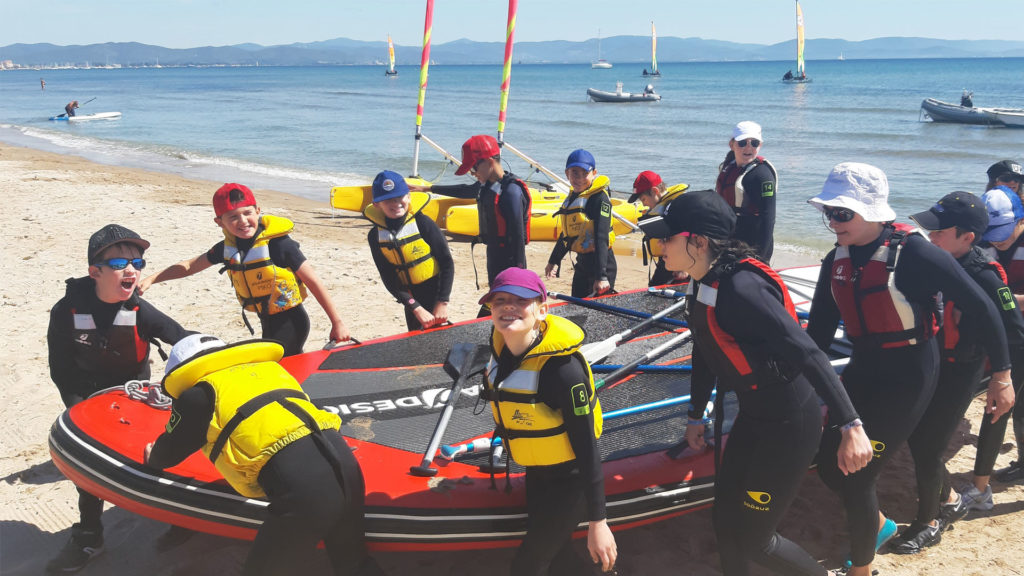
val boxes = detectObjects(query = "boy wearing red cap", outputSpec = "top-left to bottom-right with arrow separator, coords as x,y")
630,170 -> 689,286
139,183 -> 350,355
46,224 -> 191,573
411,135 -> 531,292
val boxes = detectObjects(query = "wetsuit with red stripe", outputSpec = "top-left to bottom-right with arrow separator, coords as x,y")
807,227 -> 1010,568
686,255 -> 858,576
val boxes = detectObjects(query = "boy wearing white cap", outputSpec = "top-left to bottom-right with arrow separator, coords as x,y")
805,163 -> 1011,576
715,121 -> 778,262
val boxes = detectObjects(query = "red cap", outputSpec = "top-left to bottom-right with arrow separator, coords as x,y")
629,171 -> 663,202
455,135 -> 501,176
213,183 -> 257,217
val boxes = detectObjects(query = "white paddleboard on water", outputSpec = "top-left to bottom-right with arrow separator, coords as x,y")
50,112 -> 122,122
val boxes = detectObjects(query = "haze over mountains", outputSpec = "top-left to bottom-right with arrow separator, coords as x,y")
2,35 -> 1022,68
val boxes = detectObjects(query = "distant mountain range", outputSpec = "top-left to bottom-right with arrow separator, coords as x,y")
2,36 -> 1022,68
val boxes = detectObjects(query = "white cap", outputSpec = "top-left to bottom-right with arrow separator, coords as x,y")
165,334 -> 226,375
808,162 -> 898,223
732,121 -> 762,142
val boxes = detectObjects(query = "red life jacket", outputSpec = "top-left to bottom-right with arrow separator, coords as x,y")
478,173 -> 532,246
830,223 -> 936,349
941,247 -> 1008,361
715,156 -> 777,217
686,258 -> 798,390
66,277 -> 150,381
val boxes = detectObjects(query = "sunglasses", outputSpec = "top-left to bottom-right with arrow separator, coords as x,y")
735,139 -> 761,148
95,257 -> 146,270
823,207 -> 856,223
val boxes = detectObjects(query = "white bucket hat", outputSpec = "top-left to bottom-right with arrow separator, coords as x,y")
808,162 -> 897,223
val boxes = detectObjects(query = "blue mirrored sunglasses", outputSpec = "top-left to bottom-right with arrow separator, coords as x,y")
95,257 -> 146,270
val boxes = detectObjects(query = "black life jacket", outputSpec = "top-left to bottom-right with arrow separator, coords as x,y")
478,173 -> 532,246
65,276 -> 151,385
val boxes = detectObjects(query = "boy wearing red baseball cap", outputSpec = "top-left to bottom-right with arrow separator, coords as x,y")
410,135 -> 531,296
630,170 -> 689,286
139,183 -> 350,355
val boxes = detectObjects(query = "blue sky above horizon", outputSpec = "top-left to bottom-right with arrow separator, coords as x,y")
4,1 -> 1020,49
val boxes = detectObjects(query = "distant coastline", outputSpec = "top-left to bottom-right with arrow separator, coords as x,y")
3,35 -> 1022,69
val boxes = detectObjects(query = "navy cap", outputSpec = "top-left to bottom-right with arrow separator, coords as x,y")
638,189 -> 736,240
565,149 -> 596,172
909,192 -> 988,238
371,170 -> 410,202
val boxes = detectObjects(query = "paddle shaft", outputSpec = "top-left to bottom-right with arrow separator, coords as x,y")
547,291 -> 688,328
579,296 -> 687,362
595,331 -> 692,390
411,368 -> 474,476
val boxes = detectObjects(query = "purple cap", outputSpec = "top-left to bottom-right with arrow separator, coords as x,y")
981,186 -> 1024,242
478,267 -> 547,305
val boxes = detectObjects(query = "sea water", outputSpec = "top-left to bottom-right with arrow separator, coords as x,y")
1,58 -> 1022,253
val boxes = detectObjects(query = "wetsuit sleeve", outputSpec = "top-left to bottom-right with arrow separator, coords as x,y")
500,181 -> 528,269
269,235 -> 307,272
47,297 -> 90,407
429,182 -> 481,200
718,270 -> 859,426
975,268 -> 1024,352
687,347 -> 716,420
367,228 -> 417,307
897,236 -> 1011,371
147,385 -> 215,469
805,250 -> 842,353
538,354 -> 606,521
587,192 -> 614,280
205,241 -> 224,265
136,298 -> 190,346
744,164 -> 776,261
548,236 -> 571,267
417,213 -> 455,302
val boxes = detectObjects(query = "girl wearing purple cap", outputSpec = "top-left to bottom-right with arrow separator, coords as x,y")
479,267 -> 617,574
545,149 -> 617,298
806,163 -> 1011,575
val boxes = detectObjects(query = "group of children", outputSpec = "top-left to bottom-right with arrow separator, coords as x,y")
44,128 -> 1024,575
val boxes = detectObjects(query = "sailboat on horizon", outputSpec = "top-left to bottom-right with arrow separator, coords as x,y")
642,21 -> 661,77
592,29 -> 612,69
385,34 -> 398,76
782,0 -> 811,83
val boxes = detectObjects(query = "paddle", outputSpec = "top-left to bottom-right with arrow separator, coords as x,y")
578,296 -> 687,363
410,342 -> 491,477
55,97 -> 97,119
547,291 -> 688,329
594,330 -> 693,391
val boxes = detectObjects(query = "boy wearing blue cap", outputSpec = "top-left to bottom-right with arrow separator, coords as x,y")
545,149 -> 617,298
365,171 -> 454,331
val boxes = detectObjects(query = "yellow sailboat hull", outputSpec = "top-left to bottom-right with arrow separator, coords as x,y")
445,197 -> 645,240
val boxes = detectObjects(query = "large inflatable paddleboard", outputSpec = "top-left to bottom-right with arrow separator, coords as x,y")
444,197 -> 645,240
49,112 -> 122,122
49,269 -> 843,551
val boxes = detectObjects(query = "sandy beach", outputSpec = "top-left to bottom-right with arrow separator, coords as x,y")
3,141 -> 1024,575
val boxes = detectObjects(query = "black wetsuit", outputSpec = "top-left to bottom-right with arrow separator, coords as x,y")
48,277 -> 188,543
148,385 -> 381,576
807,232 -> 1010,568
975,238 -> 1024,477
908,246 -> 1024,523
490,347 -> 605,575
430,174 -> 528,283
206,233 -> 310,356
548,191 -> 617,298
367,211 -> 454,331
687,257 -> 859,576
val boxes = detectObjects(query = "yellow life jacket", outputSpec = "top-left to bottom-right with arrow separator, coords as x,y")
557,175 -> 616,254
163,340 -> 342,498
484,314 -> 602,467
644,183 -> 690,258
363,192 -> 439,287
223,214 -> 308,316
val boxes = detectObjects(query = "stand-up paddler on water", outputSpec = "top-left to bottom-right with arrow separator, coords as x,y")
638,190 -> 872,576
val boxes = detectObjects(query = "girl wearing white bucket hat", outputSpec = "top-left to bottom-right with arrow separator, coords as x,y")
805,163 -> 1012,576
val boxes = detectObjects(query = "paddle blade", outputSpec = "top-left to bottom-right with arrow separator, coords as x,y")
579,338 -> 617,364
443,343 -> 490,381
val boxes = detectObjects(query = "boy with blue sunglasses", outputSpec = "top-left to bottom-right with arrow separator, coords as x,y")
46,224 -> 191,573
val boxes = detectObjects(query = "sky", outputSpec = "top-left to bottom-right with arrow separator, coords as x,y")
3,0 -> 1021,49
